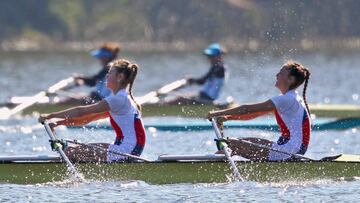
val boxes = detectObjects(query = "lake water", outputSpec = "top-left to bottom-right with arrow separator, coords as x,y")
0,50 -> 360,202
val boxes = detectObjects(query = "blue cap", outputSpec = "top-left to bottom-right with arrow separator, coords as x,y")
90,48 -> 114,59
203,43 -> 225,56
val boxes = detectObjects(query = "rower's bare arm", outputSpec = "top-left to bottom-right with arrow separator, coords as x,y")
55,112 -> 108,126
225,110 -> 273,120
208,99 -> 275,120
38,100 -> 110,125
43,100 -> 110,120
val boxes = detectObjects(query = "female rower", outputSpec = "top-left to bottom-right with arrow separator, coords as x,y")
167,43 -> 227,105
39,59 -> 146,163
208,61 -> 311,161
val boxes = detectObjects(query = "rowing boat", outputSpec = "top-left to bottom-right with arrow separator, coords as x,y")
0,154 -> 359,184
68,117 -> 360,132
1,102 -> 360,118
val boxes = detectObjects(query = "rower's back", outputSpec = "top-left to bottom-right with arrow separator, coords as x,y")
271,90 -> 311,154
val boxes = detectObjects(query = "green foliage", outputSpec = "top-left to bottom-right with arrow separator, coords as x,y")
0,0 -> 359,43
49,0 -> 86,39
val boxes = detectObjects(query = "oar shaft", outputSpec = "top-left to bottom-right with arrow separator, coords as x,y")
136,79 -> 188,104
48,77 -> 74,93
3,77 -> 75,119
44,121 -> 81,178
211,118 -> 243,181
238,139 -> 313,161
157,79 -> 187,95
7,91 -> 46,116
66,140 -> 151,162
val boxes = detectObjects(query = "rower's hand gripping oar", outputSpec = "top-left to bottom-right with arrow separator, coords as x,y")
0,77 -> 74,119
43,120 -> 83,181
136,79 -> 188,104
210,118 -> 243,181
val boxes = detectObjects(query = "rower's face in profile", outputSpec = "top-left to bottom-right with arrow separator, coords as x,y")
106,67 -> 122,90
207,55 -> 221,64
275,67 -> 293,91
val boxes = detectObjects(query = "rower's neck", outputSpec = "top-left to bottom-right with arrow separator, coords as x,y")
112,84 -> 127,94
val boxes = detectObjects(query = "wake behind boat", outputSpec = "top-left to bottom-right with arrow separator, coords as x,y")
0,154 -> 359,184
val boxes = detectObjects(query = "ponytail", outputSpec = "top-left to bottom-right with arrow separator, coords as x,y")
109,59 -> 141,112
302,69 -> 311,115
285,61 -> 311,115
128,64 -> 141,111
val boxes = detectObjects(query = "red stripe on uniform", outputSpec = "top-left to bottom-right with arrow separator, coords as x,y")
275,110 -> 291,139
302,111 -> 311,146
134,118 -> 146,146
109,113 -> 124,141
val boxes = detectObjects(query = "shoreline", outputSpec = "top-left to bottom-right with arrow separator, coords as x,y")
1,38 -> 360,54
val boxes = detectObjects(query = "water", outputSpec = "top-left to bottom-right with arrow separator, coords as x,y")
0,50 -> 360,202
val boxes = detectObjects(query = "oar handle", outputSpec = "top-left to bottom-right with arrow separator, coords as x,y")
43,121 -> 83,179
211,118 -> 243,181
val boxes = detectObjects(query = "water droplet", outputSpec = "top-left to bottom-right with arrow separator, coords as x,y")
324,97 -> 330,103
148,127 -> 157,133
20,126 -> 33,134
352,94 -> 359,101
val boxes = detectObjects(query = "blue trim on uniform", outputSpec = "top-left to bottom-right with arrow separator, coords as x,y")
277,136 -> 289,145
134,113 -> 140,120
303,109 -> 309,124
114,138 -> 123,145
296,144 -> 307,155
131,144 -> 144,156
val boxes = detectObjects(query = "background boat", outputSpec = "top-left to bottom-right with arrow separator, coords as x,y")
2,100 -> 360,118
68,117 -> 360,132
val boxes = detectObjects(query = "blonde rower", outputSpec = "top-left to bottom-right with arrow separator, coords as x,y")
39,59 -> 145,162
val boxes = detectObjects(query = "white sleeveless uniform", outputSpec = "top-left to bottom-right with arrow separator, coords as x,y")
269,90 -> 311,161
104,89 -> 146,162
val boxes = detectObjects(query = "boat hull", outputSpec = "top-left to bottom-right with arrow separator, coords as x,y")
1,160 -> 360,184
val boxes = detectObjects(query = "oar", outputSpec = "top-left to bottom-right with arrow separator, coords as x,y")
237,139 -> 314,161
65,139 -> 152,162
1,77 -> 74,119
210,118 -> 243,181
136,79 -> 188,104
43,120 -> 83,180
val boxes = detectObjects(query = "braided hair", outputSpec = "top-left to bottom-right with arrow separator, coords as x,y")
108,59 -> 141,111
284,61 -> 311,114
